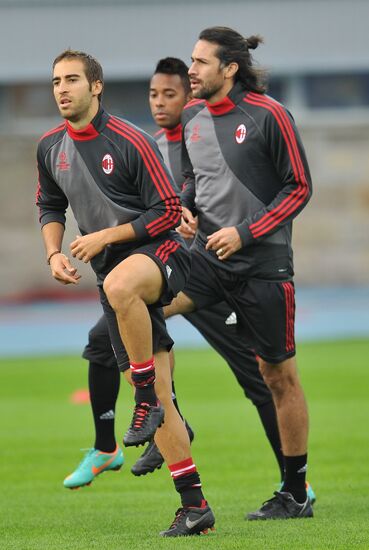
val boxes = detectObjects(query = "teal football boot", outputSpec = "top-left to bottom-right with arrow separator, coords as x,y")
64,445 -> 124,489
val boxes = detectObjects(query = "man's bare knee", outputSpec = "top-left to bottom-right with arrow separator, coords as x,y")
104,255 -> 163,311
259,358 -> 299,398
103,272 -> 134,312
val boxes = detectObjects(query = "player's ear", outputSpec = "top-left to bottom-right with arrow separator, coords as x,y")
224,62 -> 238,80
92,80 -> 103,97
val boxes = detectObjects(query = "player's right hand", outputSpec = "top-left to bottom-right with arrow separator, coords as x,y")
49,253 -> 81,285
177,206 -> 197,239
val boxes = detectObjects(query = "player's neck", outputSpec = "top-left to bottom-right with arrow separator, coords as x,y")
68,102 -> 99,130
207,80 -> 234,105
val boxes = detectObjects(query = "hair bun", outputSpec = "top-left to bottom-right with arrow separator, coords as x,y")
245,35 -> 264,50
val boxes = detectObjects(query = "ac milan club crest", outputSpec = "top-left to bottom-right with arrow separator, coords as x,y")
102,154 -> 114,175
235,124 -> 247,144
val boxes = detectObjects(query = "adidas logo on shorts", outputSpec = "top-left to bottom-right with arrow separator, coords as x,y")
225,311 -> 237,325
166,265 -> 172,278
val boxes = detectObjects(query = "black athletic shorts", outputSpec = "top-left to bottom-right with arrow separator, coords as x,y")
183,250 -> 296,364
96,236 -> 191,371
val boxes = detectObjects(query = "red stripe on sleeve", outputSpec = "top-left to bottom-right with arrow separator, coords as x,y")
244,94 -> 309,238
109,117 -> 174,198
108,117 -> 181,233
248,93 -> 306,187
146,198 -> 181,237
106,118 -> 181,235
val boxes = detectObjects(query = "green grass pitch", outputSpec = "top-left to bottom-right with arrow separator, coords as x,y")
1,339 -> 369,549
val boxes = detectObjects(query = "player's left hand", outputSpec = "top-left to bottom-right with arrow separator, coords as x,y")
70,231 -> 108,263
206,227 -> 242,260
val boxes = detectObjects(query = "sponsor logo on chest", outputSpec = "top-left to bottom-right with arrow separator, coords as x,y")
102,153 -> 114,175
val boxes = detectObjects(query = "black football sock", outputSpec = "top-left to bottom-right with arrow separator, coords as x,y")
169,459 -> 205,508
88,361 -> 120,453
282,454 -> 308,503
256,400 -> 284,481
130,357 -> 157,406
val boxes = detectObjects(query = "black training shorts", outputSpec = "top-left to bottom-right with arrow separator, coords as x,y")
183,250 -> 296,364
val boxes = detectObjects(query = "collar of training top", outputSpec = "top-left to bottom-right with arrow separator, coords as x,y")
66,107 -> 108,141
164,123 -> 182,142
206,82 -> 247,116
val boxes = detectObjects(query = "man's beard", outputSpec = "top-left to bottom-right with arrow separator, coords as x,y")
63,112 -> 80,123
58,98 -> 90,122
58,106 -> 79,122
193,81 -> 222,101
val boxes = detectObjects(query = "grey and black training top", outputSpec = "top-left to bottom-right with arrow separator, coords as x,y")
181,82 -> 312,278
154,124 -> 182,192
36,107 -> 182,276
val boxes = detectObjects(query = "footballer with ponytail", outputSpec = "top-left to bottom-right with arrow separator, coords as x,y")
179,26 -> 314,523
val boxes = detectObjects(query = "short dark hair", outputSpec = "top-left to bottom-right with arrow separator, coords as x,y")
52,49 -> 104,102
153,57 -> 191,96
198,26 -> 267,93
